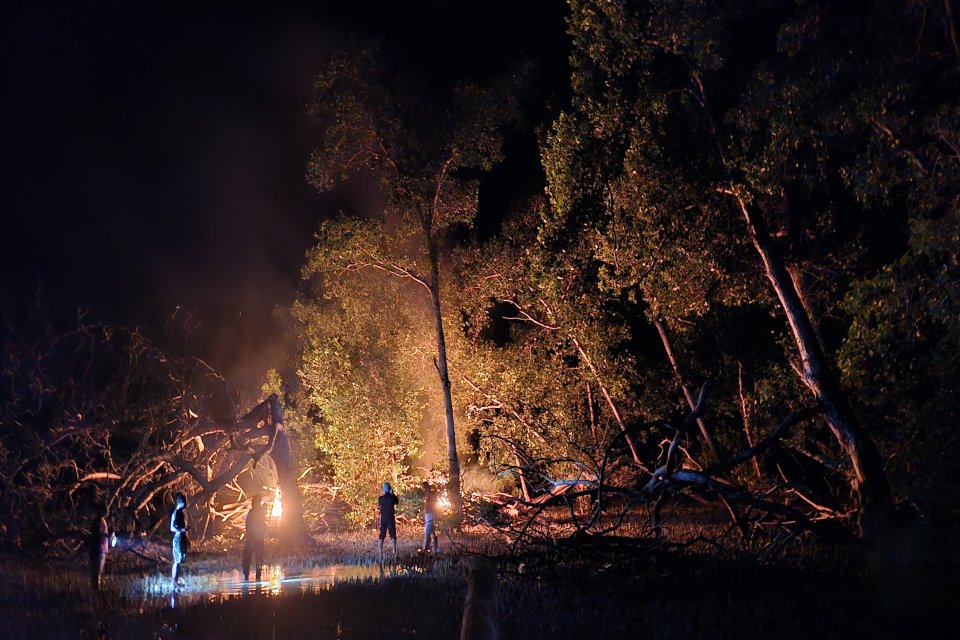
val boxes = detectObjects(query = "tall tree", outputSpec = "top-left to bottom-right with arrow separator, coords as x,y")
545,0 -> 959,531
306,49 -> 522,519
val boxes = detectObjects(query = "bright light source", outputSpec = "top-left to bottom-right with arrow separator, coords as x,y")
269,565 -> 284,595
437,493 -> 452,513
271,487 -> 282,519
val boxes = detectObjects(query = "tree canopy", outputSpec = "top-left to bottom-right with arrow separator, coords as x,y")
6,1 -> 959,553
298,49 -> 525,521
284,2 -> 960,539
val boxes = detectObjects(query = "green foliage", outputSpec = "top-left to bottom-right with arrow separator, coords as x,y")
545,2 -> 783,333
452,203 -> 659,488
546,0 -> 959,478
293,262 -> 429,527
297,48 -> 524,522
290,5 -> 960,528
840,210 -> 960,520
307,48 -> 523,244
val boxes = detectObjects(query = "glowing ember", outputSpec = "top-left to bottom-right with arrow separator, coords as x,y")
271,487 -> 282,519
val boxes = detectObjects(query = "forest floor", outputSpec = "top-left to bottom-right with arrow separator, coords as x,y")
1,518 -> 958,639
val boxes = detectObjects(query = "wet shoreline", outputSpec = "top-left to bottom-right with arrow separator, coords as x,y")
131,560 -> 405,608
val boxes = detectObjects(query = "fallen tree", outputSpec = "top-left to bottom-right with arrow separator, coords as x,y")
0,318 -> 307,553
477,382 -> 865,556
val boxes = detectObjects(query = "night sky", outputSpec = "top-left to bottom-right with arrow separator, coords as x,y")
1,1 -> 568,383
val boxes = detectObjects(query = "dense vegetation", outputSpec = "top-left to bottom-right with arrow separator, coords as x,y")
2,0 -> 958,558
291,0 -> 960,542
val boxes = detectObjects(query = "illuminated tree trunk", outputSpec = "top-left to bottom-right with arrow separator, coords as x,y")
653,318 -> 722,463
512,446 -> 532,502
734,194 -> 896,531
265,396 -> 306,549
428,252 -> 464,523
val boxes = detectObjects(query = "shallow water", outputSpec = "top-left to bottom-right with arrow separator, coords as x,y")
125,561 -> 407,608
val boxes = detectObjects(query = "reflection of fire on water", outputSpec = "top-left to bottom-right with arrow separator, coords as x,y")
271,487 -> 282,520
268,565 -> 284,594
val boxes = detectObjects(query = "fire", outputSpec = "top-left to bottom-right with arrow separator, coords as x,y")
271,487 -> 282,519
436,493 -> 452,512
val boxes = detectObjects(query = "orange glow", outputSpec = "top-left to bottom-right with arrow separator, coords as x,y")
271,486 -> 282,519
437,493 -> 452,513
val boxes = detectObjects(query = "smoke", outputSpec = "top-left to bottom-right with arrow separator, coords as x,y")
4,6 -> 351,388
2,0 -> 568,394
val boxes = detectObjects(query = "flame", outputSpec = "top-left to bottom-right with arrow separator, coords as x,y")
271,487 -> 282,519
437,493 -> 452,512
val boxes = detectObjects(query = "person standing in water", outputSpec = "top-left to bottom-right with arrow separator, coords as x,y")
88,509 -> 110,591
170,492 -> 189,587
378,482 -> 399,565
421,481 -> 439,554
242,494 -> 267,582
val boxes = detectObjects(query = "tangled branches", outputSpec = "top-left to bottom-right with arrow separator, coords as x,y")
0,318 -> 299,553
477,383 -> 858,557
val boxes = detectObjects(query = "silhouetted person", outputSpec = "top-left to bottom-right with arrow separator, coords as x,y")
88,510 -> 110,591
421,481 -> 439,554
378,482 -> 399,565
170,492 -> 189,586
242,494 -> 266,582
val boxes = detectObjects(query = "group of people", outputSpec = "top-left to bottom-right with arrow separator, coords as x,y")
377,480 -> 439,565
89,481 -> 439,591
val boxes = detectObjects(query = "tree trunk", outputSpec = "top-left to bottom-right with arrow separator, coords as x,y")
944,0 -> 960,61
181,394 -> 308,546
737,362 -> 764,483
734,194 -> 896,531
653,318 -> 723,463
428,254 -> 464,523
511,446 -> 532,502
570,337 -> 644,467
266,395 -> 306,549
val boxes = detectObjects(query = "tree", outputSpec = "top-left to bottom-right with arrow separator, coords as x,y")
543,0 -> 960,533
453,201 -> 656,482
291,263 -> 429,526
0,315 -> 308,551
840,210 -> 960,523
452,202 -> 825,547
305,49 -> 523,520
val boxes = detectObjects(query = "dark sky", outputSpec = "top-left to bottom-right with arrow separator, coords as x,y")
1,1 -> 568,383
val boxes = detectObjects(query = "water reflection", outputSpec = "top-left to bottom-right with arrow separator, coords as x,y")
128,562 -> 402,608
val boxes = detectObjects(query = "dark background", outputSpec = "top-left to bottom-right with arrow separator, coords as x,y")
1,0 -> 568,383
